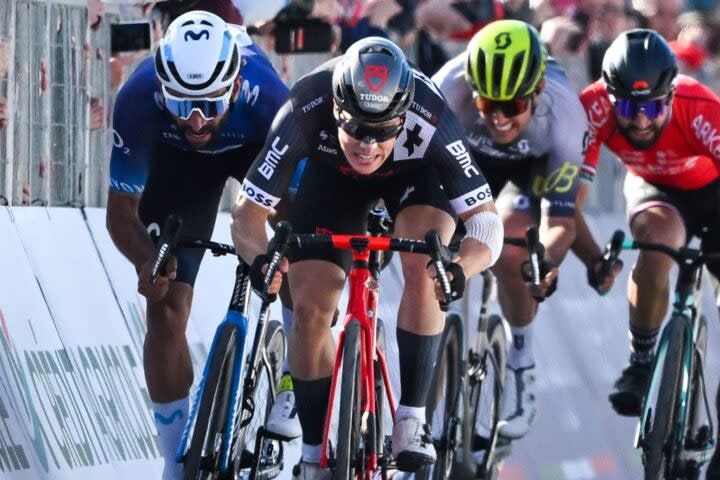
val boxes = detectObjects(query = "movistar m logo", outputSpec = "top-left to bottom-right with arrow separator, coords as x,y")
154,410 -> 184,425
184,30 -> 209,41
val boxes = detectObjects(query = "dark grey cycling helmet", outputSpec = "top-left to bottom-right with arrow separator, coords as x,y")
332,36 -> 415,123
601,29 -> 677,101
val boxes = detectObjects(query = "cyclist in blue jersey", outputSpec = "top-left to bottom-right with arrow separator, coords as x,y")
105,11 -> 292,480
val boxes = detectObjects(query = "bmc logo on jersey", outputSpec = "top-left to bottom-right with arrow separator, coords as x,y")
445,140 -> 480,178
691,114 -> 720,158
258,137 -> 289,180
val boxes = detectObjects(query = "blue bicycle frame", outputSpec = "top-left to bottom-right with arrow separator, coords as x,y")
175,261 -> 253,473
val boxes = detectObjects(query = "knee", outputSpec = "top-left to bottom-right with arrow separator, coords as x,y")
292,300 -> 333,341
400,254 -> 433,294
146,295 -> 191,339
493,247 -> 526,282
631,213 -> 684,249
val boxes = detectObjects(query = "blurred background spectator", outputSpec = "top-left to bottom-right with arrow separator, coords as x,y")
632,0 -> 683,40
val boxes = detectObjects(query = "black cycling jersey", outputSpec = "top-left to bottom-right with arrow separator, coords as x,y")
241,57 -> 493,216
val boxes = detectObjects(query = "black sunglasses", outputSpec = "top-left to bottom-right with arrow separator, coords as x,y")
336,115 -> 405,143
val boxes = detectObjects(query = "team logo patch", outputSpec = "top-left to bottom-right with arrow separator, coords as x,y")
494,32 -> 511,50
364,65 -> 389,92
394,111 -> 436,161
184,29 -> 210,41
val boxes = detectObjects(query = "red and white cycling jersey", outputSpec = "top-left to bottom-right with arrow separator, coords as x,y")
580,75 -> 720,190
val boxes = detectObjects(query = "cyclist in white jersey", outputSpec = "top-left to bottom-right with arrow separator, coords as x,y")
433,19 -> 588,443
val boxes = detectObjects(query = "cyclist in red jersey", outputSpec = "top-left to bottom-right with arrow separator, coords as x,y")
575,31 -> 720,475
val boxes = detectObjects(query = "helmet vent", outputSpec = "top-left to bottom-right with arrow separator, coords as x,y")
221,45 -> 240,82
507,52 -> 525,97
475,50 -> 487,94
491,54 -> 505,98
155,48 -> 170,82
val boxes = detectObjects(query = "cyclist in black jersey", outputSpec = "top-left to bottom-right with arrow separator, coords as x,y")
232,36 -> 505,479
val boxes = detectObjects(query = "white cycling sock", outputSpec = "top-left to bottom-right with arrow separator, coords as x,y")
507,324 -> 534,370
282,306 -> 292,373
152,397 -> 189,480
396,404 -> 426,422
301,443 -> 322,464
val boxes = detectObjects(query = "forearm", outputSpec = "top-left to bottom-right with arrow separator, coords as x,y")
540,217 -> 576,265
107,214 -> 155,271
571,210 -> 604,266
231,198 -> 271,264
454,237 -> 492,279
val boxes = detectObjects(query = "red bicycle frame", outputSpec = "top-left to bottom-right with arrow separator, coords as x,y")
282,226 -> 450,478
316,235 -> 398,474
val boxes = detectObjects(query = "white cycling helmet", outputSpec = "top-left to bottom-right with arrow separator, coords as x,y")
155,10 -> 241,96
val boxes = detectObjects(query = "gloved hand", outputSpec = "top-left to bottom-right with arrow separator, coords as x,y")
521,259 -> 558,302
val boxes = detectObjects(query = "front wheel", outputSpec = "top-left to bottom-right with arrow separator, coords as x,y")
643,316 -> 686,480
472,314 -> 507,480
334,319 -> 362,479
419,314 -> 463,480
243,320 -> 286,480
184,323 -> 239,480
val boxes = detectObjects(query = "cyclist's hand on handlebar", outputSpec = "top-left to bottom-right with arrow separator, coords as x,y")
250,254 -> 289,296
427,261 -> 466,303
587,255 -> 624,295
138,255 -> 177,303
521,259 -> 558,302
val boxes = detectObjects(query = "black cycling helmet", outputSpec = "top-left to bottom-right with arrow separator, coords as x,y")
601,29 -> 678,101
332,36 -> 415,123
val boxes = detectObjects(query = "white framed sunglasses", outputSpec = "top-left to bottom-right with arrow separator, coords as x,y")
161,85 -> 233,120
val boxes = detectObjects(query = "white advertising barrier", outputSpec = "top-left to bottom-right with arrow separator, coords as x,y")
8,207 -> 162,480
84,208 -> 284,380
0,207 -> 67,480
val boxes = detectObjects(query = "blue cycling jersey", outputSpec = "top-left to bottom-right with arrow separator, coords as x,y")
109,38 -> 289,194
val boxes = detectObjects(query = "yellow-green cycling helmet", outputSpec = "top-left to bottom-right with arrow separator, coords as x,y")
465,19 -> 547,100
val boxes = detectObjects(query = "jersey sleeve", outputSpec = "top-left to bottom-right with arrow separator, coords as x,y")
431,54 -> 467,113
542,87 -> 589,217
240,43 -> 290,135
683,92 -> 720,167
579,82 -> 613,185
427,104 -> 493,215
108,59 -> 156,195
241,100 -> 308,209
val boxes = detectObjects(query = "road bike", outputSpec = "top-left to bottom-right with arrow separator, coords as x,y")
600,230 -> 718,480
271,209 -> 454,479
150,214 -> 288,480
421,226 -> 545,480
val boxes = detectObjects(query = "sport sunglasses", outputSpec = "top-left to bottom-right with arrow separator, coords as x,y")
475,95 -> 532,118
162,86 -> 233,121
612,97 -> 670,120
336,115 -> 405,143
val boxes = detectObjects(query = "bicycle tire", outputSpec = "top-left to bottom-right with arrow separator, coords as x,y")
643,315 -> 686,480
238,320 -> 286,480
419,314 -> 463,480
473,314 -> 507,480
334,319 -> 362,480
374,318 -> 387,469
184,323 -> 239,480
685,315 -> 707,440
